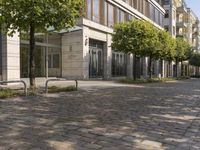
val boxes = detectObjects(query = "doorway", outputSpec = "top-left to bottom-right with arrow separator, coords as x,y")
89,48 -> 103,78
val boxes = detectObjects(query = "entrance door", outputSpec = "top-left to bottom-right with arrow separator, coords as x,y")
89,48 -> 103,78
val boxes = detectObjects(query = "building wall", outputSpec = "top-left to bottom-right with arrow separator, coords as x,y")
62,30 -> 84,79
1,34 -> 20,81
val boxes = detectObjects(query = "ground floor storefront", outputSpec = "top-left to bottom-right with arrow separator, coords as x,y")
0,25 -> 190,81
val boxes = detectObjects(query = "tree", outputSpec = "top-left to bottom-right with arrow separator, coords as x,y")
112,20 -> 161,79
0,0 -> 83,89
175,38 -> 192,77
138,22 -> 161,78
158,31 -> 176,61
189,53 -> 200,75
158,30 -> 176,77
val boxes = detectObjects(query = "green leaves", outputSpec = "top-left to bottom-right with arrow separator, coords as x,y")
0,0 -> 84,34
175,37 -> 192,62
189,53 -> 200,67
112,20 -> 177,60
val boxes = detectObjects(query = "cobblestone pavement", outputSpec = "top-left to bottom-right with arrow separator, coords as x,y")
1,79 -> 200,150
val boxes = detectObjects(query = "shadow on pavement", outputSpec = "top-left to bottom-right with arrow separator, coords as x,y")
0,79 -> 200,149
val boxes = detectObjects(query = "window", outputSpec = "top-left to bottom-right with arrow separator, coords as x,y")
155,9 -> 159,24
112,52 -> 127,76
165,10 -> 169,18
108,4 -> 114,27
87,0 -> 92,19
160,13 -> 164,27
164,25 -> 169,31
48,53 -> 60,68
149,4 -> 155,21
104,1 -> 108,25
53,54 -> 60,68
93,0 -> 100,23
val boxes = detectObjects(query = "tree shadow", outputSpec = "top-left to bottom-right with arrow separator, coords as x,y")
0,79 -> 200,149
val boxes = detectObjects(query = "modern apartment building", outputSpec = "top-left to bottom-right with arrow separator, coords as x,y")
162,0 -> 200,76
0,0 -> 166,81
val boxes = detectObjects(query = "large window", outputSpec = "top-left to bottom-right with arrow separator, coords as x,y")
112,52 -> 127,76
116,8 -> 126,23
87,0 -> 92,19
149,4 -> 155,21
86,0 -> 100,23
93,0 -> 100,23
20,33 -> 61,78
155,9 -> 159,24
86,0 -> 164,28
108,4 -> 114,27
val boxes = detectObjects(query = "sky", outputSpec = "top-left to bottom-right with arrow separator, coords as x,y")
185,0 -> 200,19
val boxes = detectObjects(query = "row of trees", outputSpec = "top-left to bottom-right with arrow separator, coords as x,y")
112,20 -> 192,79
189,53 -> 200,76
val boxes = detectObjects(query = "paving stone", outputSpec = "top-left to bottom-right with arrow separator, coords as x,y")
1,80 -> 200,149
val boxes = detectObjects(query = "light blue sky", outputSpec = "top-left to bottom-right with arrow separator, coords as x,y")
185,0 -> 200,18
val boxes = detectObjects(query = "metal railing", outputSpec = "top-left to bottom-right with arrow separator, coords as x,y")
45,78 -> 78,94
0,80 -> 27,96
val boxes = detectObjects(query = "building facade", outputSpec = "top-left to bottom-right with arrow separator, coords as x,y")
0,0 -> 166,81
162,0 -> 200,76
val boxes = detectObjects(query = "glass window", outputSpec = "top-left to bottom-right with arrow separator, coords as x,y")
108,4 -> 114,27
104,1 -> 108,25
120,11 -> 125,22
149,4 -> 155,21
112,52 -> 127,76
53,54 -> 60,68
155,9 -> 159,24
93,0 -> 100,23
87,0 -> 91,19
165,10 -> 169,18
160,13 -> 164,27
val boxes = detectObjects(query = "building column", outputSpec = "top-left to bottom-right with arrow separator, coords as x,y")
142,57 -> 148,78
154,60 -> 160,78
82,26 -> 90,79
127,53 -> 133,78
162,60 -> 165,78
103,34 -> 112,80
1,33 -> 20,81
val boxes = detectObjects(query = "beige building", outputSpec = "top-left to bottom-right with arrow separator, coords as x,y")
162,0 -> 200,76
0,0 -> 166,81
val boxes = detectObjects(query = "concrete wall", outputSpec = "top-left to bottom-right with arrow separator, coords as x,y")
1,33 -> 20,81
62,30 -> 84,79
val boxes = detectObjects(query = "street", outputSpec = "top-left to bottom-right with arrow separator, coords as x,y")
1,79 -> 200,150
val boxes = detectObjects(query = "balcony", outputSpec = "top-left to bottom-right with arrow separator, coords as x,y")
176,21 -> 187,28
176,1 -> 188,13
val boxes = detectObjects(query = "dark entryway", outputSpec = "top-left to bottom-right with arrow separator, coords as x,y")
89,39 -> 104,78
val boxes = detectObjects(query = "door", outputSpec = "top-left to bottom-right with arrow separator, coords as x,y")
89,48 -> 103,78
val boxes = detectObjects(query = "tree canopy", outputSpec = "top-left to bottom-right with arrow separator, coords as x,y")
189,53 -> 200,67
112,20 -> 177,61
0,0 -> 83,88
0,0 -> 83,34
112,19 -> 178,78
175,37 -> 192,62
158,30 -> 176,61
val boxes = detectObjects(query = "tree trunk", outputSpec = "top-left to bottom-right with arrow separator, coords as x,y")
161,59 -> 163,78
181,61 -> 183,76
29,22 -> 36,89
148,55 -> 152,79
168,61 -> 171,77
133,54 -> 137,80
175,59 -> 178,78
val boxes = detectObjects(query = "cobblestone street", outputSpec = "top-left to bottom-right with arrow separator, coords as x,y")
1,79 -> 200,150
